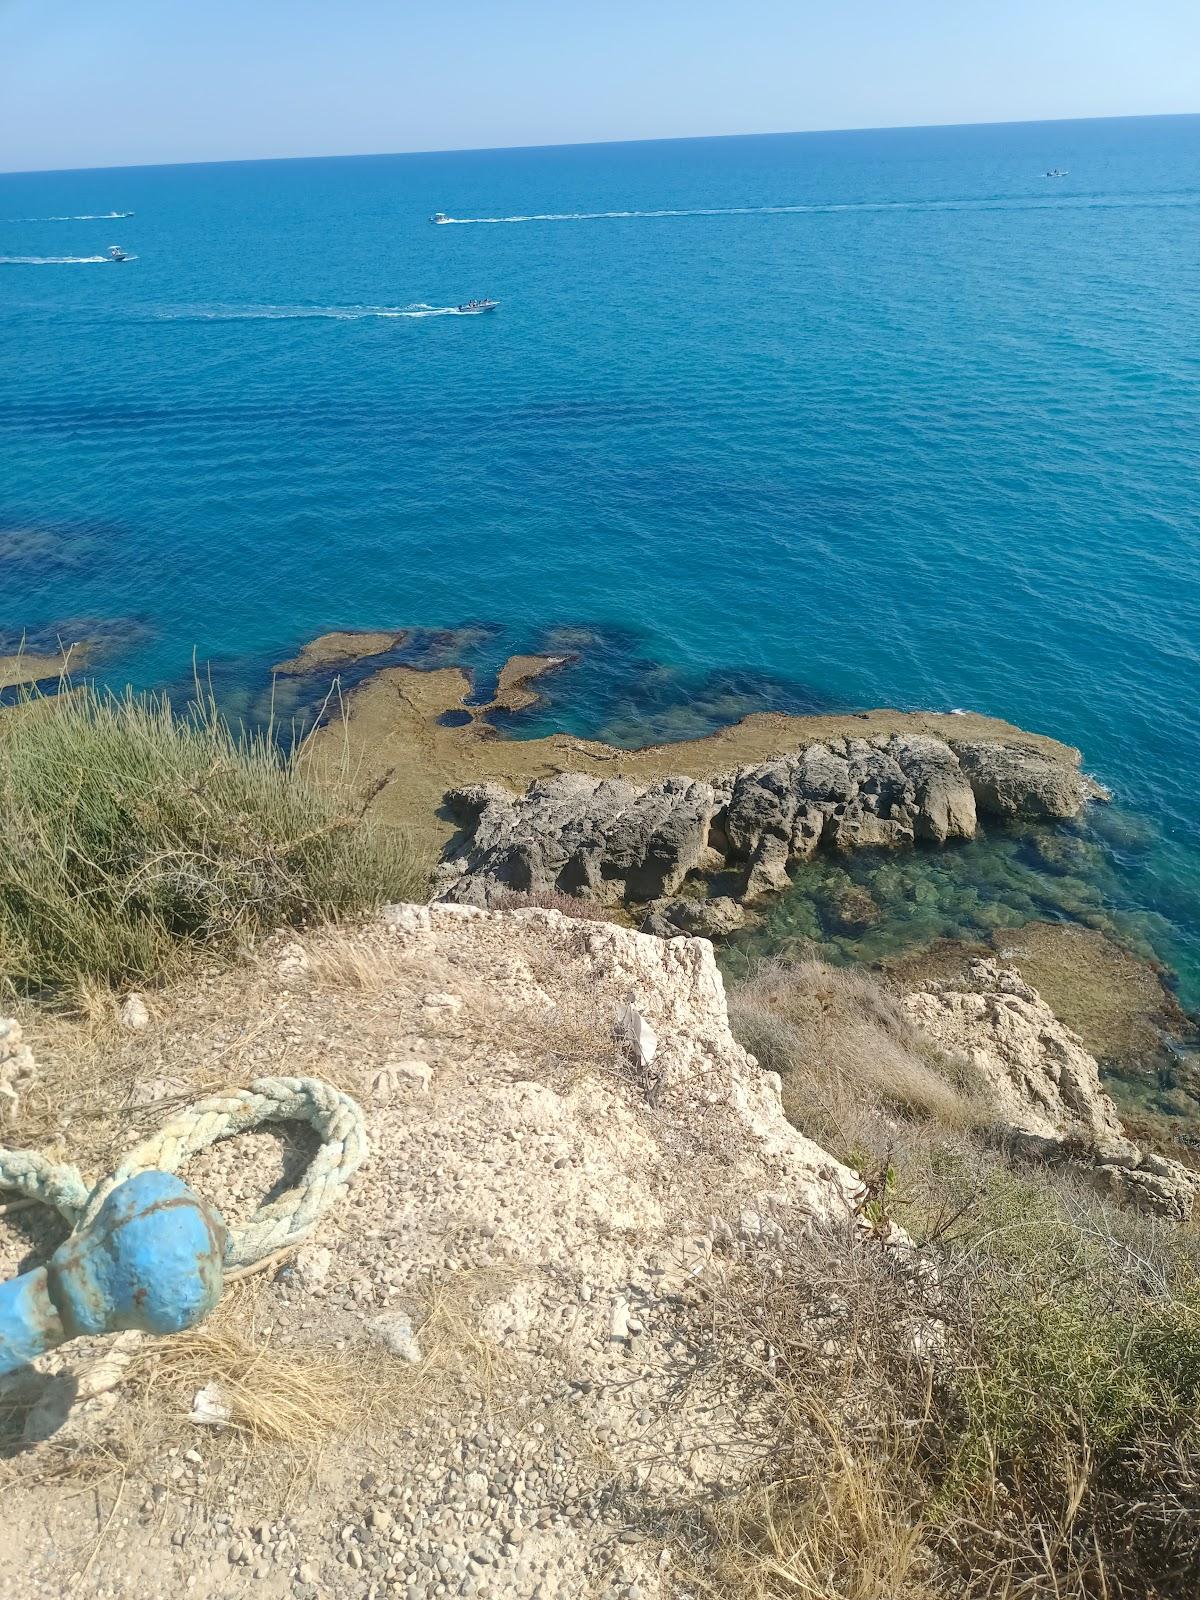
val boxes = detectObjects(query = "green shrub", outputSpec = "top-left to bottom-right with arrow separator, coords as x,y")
0,685 -> 424,996
917,1162 -> 1200,1593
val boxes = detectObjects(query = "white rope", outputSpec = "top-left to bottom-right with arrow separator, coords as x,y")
0,1076 -> 366,1270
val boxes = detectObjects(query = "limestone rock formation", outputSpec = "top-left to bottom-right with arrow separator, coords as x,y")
439,774 -> 720,907
640,895 -> 747,940
903,959 -> 1200,1219
0,1018 -> 36,1120
437,733 -> 1099,913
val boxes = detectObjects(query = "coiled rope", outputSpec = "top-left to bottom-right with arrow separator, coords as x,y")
0,1077 -> 366,1271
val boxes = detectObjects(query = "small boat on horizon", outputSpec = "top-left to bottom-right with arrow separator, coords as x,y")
457,298 -> 498,313
1043,168 -> 1069,178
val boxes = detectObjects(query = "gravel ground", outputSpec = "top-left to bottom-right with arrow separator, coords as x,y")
0,906 -> 861,1599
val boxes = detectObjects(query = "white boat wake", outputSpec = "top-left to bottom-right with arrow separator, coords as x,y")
5,211 -> 134,222
153,303 -> 488,321
0,254 -> 126,265
433,190 -> 1200,225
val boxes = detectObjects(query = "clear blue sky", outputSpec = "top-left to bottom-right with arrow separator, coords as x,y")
2,0 -> 1197,173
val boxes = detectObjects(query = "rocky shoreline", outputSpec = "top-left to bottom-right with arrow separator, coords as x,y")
436,729 -> 1106,926
292,634 -> 1102,873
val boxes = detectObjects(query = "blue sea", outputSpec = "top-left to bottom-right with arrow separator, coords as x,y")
3,116 -> 1199,1007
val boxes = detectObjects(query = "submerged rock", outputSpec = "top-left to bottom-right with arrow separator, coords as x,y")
641,896 -> 748,941
826,882 -> 883,934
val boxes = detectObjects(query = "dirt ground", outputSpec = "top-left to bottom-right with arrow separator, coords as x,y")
0,906 -> 859,1600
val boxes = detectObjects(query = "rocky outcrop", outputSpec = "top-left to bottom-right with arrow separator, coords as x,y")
903,960 -> 1200,1220
0,1018 -> 36,1120
641,895 -> 748,941
437,733 -> 1101,912
440,774 -> 723,907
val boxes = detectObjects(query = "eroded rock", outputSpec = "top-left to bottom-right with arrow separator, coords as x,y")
641,896 -> 747,940
903,959 -> 1200,1220
439,774 -> 718,907
0,1017 -> 36,1119
437,733 -> 1098,917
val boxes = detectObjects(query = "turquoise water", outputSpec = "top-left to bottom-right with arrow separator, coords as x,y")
2,117 -> 1200,1002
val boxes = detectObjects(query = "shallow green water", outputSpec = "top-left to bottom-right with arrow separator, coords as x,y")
722,811 -> 1171,979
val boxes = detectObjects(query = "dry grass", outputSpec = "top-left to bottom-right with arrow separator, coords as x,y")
114,1293 -> 425,1510
395,1266 -> 520,1418
304,925 -> 617,1087
303,928 -> 418,993
678,1190 -> 1200,1600
704,958 -> 1200,1597
491,888 -> 626,924
695,1419 -> 931,1600
139,1321 -> 359,1450
728,955 -> 986,1160
682,1151 -> 1200,1600
676,1219 -> 938,1600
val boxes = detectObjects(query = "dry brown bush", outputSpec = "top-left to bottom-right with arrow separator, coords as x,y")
681,1148 -> 1200,1600
715,953 -> 1200,1597
728,955 -> 987,1160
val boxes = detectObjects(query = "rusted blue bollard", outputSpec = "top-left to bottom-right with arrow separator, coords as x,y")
0,1171 -> 228,1378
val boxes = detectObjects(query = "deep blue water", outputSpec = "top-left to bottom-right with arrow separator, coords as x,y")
3,117 -> 1199,1003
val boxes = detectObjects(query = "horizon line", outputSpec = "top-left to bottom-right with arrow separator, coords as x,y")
3,107 -> 1197,180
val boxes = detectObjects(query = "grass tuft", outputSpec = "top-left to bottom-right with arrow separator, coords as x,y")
0,683 -> 425,999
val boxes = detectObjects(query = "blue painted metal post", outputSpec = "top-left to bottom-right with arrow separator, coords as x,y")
0,1171 -> 228,1379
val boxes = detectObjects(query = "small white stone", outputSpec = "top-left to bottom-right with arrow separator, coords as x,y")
421,992 -> 463,1012
609,1296 -> 631,1343
615,1002 -> 657,1067
289,1244 -> 332,1290
380,903 -> 432,934
120,993 -> 150,1031
276,942 -> 310,978
368,1310 -> 423,1363
371,1060 -> 433,1100
189,1382 -> 232,1427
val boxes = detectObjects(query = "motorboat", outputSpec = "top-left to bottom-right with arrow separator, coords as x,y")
1043,169 -> 1069,178
106,245 -> 128,261
457,298 -> 498,313
430,212 -> 451,224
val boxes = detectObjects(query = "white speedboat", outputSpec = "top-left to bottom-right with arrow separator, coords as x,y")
106,245 -> 128,261
1043,168 -> 1069,178
457,298 -> 498,313
430,212 -> 451,224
